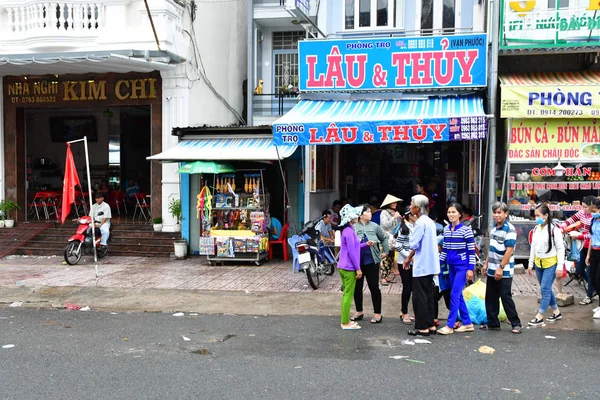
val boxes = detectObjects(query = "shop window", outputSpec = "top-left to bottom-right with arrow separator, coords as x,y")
315,146 -> 335,191
344,0 -> 404,30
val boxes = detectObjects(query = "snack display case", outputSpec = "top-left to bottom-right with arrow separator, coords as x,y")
201,170 -> 270,265
506,160 -> 600,259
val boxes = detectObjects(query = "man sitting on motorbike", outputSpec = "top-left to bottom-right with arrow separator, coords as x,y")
90,192 -> 111,249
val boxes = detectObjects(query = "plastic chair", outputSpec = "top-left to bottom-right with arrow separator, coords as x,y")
112,191 -> 128,216
44,193 -> 62,220
287,235 -> 303,272
28,192 -> 47,220
133,192 -> 150,220
268,222 -> 290,260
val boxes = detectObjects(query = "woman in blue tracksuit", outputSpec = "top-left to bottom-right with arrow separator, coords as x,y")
437,203 -> 476,335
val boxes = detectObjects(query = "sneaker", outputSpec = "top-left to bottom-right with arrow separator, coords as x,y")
547,312 -> 562,322
594,306 -> 600,313
528,317 -> 544,326
594,310 -> 600,319
579,296 -> 593,305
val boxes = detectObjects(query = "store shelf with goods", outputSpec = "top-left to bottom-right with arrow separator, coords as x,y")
199,169 -> 271,265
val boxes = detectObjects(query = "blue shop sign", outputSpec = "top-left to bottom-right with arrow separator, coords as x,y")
298,34 -> 487,92
272,97 -> 488,146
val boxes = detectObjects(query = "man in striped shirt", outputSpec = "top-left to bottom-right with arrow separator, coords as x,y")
482,202 -> 522,333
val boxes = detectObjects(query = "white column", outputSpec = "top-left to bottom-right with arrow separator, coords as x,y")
0,77 -> 4,201
160,64 -> 189,230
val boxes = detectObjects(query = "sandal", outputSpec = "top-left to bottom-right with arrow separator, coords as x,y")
381,280 -> 389,286
511,326 -> 523,334
479,325 -> 501,331
350,313 -> 364,321
341,323 -> 361,330
401,316 -> 413,325
437,326 -> 454,335
371,316 -> 383,324
455,324 -> 475,333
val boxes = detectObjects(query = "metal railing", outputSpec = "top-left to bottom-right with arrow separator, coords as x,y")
253,93 -> 299,117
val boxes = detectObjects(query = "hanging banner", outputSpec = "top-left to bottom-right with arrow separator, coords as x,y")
508,119 -> 600,161
274,116 -> 488,146
501,84 -> 600,118
500,0 -> 600,51
298,34 -> 487,92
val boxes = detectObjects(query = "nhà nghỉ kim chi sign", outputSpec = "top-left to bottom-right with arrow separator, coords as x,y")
501,0 -> 600,49
273,116 -> 488,146
508,119 -> 600,161
4,76 -> 158,104
501,84 -> 600,118
298,34 -> 487,91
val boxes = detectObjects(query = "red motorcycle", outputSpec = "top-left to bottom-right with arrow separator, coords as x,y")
64,216 -> 109,265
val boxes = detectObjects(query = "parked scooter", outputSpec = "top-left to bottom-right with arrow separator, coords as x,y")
296,216 -> 337,290
64,216 -> 109,265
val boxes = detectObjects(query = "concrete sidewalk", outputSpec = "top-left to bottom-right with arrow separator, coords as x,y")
0,254 -> 598,330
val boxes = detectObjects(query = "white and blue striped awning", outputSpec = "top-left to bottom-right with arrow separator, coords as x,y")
272,95 -> 487,146
147,135 -> 297,162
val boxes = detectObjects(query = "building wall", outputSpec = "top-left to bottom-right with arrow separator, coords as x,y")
187,1 -> 248,127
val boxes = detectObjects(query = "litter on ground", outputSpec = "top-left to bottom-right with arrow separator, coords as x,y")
545,335 -> 556,339
414,339 -> 431,344
172,312 -> 185,317
389,355 -> 409,359
478,345 -> 496,354
405,359 -> 425,364
501,388 -> 521,393
401,339 -> 415,345
182,336 -> 191,341
9,302 -> 23,307
2,344 -> 15,349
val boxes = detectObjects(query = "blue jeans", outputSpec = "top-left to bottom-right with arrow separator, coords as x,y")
446,264 -> 472,327
536,264 -> 558,315
575,253 -> 595,298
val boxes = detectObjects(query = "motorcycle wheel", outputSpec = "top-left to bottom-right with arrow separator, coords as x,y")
64,241 -> 82,265
97,245 -> 108,259
306,261 -> 321,290
324,263 -> 336,276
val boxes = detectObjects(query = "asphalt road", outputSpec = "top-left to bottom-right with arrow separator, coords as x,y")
1,308 -> 599,400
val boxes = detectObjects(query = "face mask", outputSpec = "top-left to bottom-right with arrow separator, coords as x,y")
535,217 -> 545,225
592,213 -> 600,219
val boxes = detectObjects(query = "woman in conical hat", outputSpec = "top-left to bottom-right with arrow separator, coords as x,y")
379,194 -> 403,285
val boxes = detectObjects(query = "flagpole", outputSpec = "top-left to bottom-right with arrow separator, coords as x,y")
69,137 -> 97,263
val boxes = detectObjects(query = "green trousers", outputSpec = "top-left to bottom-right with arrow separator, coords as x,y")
339,268 -> 357,324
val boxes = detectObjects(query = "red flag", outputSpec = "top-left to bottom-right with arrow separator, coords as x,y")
61,143 -> 81,224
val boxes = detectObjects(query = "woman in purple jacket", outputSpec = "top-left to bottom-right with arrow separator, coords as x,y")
338,204 -> 366,330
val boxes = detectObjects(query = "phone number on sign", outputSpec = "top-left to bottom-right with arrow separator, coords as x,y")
11,96 -> 57,104
539,109 -> 584,116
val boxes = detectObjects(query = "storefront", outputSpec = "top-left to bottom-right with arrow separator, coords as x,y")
273,34 -> 490,222
147,127 -> 299,258
2,71 -> 163,220
500,71 -> 600,258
